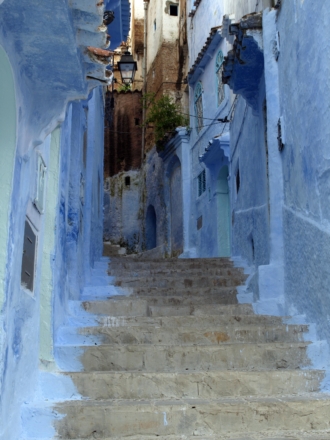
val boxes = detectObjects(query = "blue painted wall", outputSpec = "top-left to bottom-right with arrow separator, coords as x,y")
0,6 -> 106,435
276,1 -> 330,342
187,39 -> 233,258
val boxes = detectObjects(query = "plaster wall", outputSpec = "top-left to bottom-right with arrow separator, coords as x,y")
143,148 -> 167,252
163,0 -> 180,42
0,89 -> 104,440
0,0 -> 98,153
223,0 -> 273,19
187,0 -> 224,70
230,92 -> 270,270
170,162 -> 184,254
188,39 -> 232,258
39,129 -> 61,369
103,171 -> 141,252
146,0 -> 164,71
275,1 -> 330,342
0,125 -> 57,439
0,46 -> 16,309
188,39 -> 230,145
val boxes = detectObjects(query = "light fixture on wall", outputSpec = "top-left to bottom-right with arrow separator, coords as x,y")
117,51 -> 137,84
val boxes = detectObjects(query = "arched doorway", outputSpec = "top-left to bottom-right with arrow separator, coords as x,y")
145,204 -> 157,250
217,165 -> 230,257
0,46 -> 16,307
170,159 -> 183,255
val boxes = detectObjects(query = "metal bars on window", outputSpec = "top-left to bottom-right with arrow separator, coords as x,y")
216,50 -> 225,107
198,169 -> 206,197
194,81 -> 204,133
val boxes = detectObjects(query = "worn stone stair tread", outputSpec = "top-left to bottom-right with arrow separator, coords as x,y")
79,301 -> 251,314
124,286 -> 240,296
85,303 -> 259,318
108,267 -> 245,276
114,275 -> 246,287
81,296 -> 244,310
58,323 -> 309,346
44,394 -> 330,438
90,314 -> 291,328
77,300 -> 244,317
41,432 -> 330,440
53,391 -> 330,405
109,256 -> 234,263
55,342 -> 312,372
63,369 -> 324,399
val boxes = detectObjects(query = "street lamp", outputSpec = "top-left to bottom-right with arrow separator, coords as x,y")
117,51 -> 137,84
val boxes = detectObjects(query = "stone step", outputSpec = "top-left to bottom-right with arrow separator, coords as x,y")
109,257 -> 234,269
58,323 -> 309,346
115,275 -> 246,289
103,243 -> 127,256
78,295 -> 241,316
108,267 -> 245,277
132,294 -> 244,306
76,301 -> 248,318
55,342 -> 311,372
84,312 -> 288,329
124,286 -> 240,296
65,369 -> 324,400
37,394 -> 330,438
148,303 -> 245,316
25,431 -> 330,440
69,302 -> 253,319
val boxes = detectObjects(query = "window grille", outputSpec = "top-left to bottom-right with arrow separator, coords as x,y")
216,50 -> 225,107
198,169 -> 206,197
194,81 -> 203,133
21,219 -> 37,292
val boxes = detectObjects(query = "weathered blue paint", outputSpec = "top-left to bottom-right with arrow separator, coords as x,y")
0,0 -> 109,435
146,205 -> 157,250
106,0 -> 131,49
276,1 -> 330,345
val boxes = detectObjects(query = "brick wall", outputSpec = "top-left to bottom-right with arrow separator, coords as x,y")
104,90 -> 143,178
145,39 -> 188,150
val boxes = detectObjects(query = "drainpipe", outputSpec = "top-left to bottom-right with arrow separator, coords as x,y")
141,1 -> 148,161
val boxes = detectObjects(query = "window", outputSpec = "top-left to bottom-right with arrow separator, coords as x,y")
216,50 -> 225,107
198,169 -> 206,197
170,4 -> 178,15
125,176 -> 131,186
194,81 -> 203,133
154,19 -> 156,31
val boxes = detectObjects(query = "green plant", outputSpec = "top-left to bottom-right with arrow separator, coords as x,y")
143,93 -> 188,149
118,83 -> 132,92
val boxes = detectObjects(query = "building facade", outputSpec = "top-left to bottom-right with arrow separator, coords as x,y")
0,0 -> 129,438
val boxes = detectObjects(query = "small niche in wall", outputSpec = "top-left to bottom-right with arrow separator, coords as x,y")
21,219 -> 37,292
197,215 -> 203,230
125,176 -> 131,187
34,153 -> 47,214
235,167 -> 240,194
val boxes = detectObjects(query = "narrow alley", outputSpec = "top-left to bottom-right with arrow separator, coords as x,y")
1,0 -> 330,439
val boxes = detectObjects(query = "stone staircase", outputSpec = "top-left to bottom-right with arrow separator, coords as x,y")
24,256 -> 330,439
